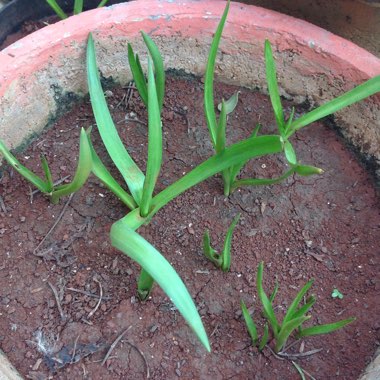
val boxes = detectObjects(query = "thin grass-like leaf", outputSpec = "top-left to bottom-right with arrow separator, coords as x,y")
140,59 -> 163,217
275,315 -> 311,353
221,213 -> 240,272
111,216 -> 210,352
73,0 -> 83,14
151,135 -> 283,214
204,0 -> 230,147
141,32 -> 165,112
294,165 -> 323,176
128,44 -> 148,107
292,361 -> 306,380
241,300 -> 258,344
265,40 -> 285,134
285,107 -> 295,133
287,75 -> 380,137
291,296 -> 316,321
282,279 -> 314,327
50,128 -> 92,203
45,0 -> 68,19
203,231 -> 220,266
257,262 -> 280,337
269,280 -> 279,303
97,0 -> 109,7
284,140 -> 297,165
297,317 -> 356,338
216,100 -> 227,153
231,167 -> 296,191
85,129 -> 137,210
40,154 -> 54,192
0,140 -> 50,193
87,34 -> 145,204
258,323 -> 269,351
217,91 -> 240,114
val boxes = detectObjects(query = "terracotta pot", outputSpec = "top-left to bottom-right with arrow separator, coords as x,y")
0,1 -> 379,378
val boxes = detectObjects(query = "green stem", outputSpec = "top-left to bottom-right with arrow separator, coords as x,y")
137,269 -> 155,300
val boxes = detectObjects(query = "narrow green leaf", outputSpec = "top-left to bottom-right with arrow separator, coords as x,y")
73,0 -> 83,14
50,128 -> 92,203
137,269 -> 155,300
86,34 -> 145,204
269,280 -> 279,303
258,324 -> 269,351
151,135 -> 283,214
111,218 -> 210,352
97,0 -> 109,7
298,317 -> 356,338
292,361 -> 306,380
0,140 -> 50,193
231,167 -> 296,190
40,154 -> 54,193
275,315 -> 311,353
291,296 -> 316,321
257,262 -> 280,337
282,279 -> 314,327
285,107 -> 295,133
284,140 -> 297,165
128,44 -> 148,107
85,129 -> 137,210
141,32 -> 165,112
221,213 -> 240,272
252,123 -> 262,138
216,100 -> 227,154
265,40 -> 285,133
203,230 -> 220,265
241,300 -> 258,344
294,164 -> 323,176
140,59 -> 163,217
217,91 -> 240,114
287,75 -> 380,137
204,0 -> 230,147
45,0 -> 68,19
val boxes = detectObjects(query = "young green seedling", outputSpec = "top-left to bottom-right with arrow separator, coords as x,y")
45,0 -> 109,20
241,262 -> 355,354
331,288 -> 344,299
203,213 -> 240,272
0,128 -> 92,204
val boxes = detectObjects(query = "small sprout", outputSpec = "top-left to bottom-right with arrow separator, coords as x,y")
202,213 -> 240,272
217,91 -> 240,114
331,289 -> 344,299
241,262 -> 355,353
45,0 -> 110,20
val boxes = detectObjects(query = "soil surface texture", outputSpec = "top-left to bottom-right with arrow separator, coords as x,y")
0,76 -> 379,380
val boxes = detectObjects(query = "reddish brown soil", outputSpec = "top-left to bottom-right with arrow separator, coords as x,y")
0,76 -> 379,379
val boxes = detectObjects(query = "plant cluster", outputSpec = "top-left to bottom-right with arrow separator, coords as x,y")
46,0 -> 109,20
241,262 -> 355,354
1,1 -> 379,353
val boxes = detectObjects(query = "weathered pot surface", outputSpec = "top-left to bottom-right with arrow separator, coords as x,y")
0,1 -> 379,379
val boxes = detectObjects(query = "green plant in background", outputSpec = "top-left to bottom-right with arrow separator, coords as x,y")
203,213 -> 240,272
204,1 -> 380,196
241,262 -> 355,354
0,0 -> 378,353
46,0 -> 109,20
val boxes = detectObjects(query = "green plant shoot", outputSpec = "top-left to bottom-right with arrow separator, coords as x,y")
203,213 -> 240,271
242,262 -> 355,353
45,0 -> 110,20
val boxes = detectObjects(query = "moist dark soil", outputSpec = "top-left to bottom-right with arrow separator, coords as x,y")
0,76 -> 379,380
0,16 -> 60,50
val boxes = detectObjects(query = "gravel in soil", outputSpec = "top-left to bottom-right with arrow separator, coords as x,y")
0,76 -> 379,379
